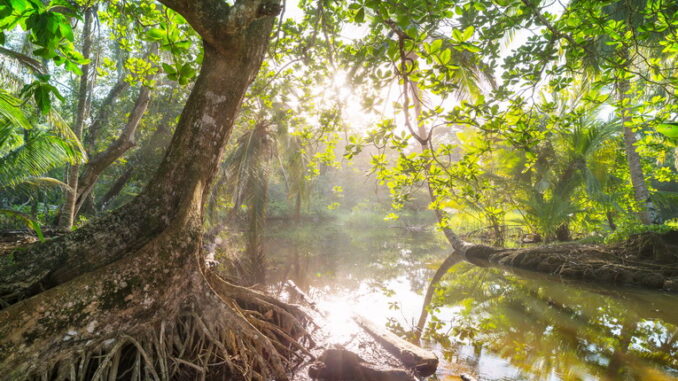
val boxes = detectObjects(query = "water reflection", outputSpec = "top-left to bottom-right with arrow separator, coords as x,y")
427,264 -> 678,381
265,221 -> 678,381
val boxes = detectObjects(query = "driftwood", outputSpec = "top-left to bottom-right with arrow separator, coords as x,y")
353,314 -> 438,377
308,347 -> 416,381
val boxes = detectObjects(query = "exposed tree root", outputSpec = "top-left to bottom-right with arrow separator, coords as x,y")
3,272 -> 314,381
463,231 -> 678,291
0,216 -> 314,381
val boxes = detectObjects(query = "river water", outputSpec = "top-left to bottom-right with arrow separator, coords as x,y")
265,221 -> 678,381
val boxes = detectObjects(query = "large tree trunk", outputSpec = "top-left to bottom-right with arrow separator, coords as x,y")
0,2 -> 309,379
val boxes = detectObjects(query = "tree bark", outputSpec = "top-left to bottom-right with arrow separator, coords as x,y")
58,7 -> 94,229
1,10 -> 275,302
1,2 -> 292,377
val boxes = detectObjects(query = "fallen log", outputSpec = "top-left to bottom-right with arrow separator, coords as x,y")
353,314 -> 438,377
308,346 -> 416,381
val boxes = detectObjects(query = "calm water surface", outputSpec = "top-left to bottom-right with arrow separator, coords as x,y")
265,221 -> 678,381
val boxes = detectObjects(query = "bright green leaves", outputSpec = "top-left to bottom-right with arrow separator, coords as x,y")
20,75 -> 64,114
349,3 -> 366,24
0,90 -> 32,130
144,14 -> 193,56
452,26 -> 474,43
101,1 -> 200,87
657,123 -> 678,140
344,135 -> 364,160
125,56 -> 159,86
162,62 -> 197,86
424,39 -> 444,54
0,1 -> 87,114
435,48 -> 452,66
0,0 -> 86,74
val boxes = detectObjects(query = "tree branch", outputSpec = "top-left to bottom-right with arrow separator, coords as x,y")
74,85 -> 152,216
156,0 -> 282,49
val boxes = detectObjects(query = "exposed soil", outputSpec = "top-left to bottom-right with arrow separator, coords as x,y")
465,231 -> 678,291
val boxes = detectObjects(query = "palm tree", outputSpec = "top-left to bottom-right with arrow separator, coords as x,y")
544,0 -> 677,223
0,90 -> 85,237
507,115 -> 619,240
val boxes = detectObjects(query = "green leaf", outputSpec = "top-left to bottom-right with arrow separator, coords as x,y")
459,42 -> 481,53
430,39 -> 443,53
28,219 -> 44,241
0,209 -> 44,241
657,123 -> 678,139
161,62 -> 176,74
438,48 -> 451,65
461,26 -> 474,41
355,7 -> 365,23
147,28 -> 165,41
179,63 -> 196,79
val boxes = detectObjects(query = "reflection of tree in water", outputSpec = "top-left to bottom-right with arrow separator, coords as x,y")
264,222 -> 446,293
424,263 -> 678,381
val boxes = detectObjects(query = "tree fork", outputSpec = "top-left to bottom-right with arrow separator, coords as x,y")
0,0 -> 281,304
0,1 -> 302,379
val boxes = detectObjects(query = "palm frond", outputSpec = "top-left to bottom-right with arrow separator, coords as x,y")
0,132 -> 83,188
0,209 -> 44,241
0,90 -> 32,131
19,176 -> 72,190
45,108 -> 87,157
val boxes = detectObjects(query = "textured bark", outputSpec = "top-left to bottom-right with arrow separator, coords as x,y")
74,85 -> 152,217
353,315 -> 438,377
0,2 -> 284,377
0,219 -> 202,377
464,231 -> 678,291
58,7 -> 94,229
309,348 -> 416,381
1,13 -> 274,301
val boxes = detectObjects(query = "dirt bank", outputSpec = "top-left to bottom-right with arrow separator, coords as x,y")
464,231 -> 678,292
